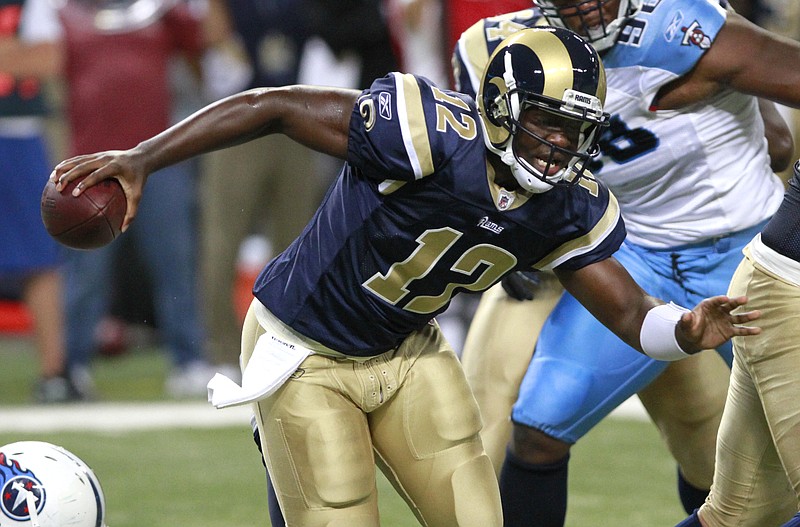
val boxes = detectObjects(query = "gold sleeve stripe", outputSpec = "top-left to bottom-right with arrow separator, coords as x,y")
535,191 -> 621,270
378,179 -> 408,195
459,21 -> 491,97
538,30 -> 576,98
395,73 -> 434,179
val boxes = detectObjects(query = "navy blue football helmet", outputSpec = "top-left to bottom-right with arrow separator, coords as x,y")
478,26 -> 609,192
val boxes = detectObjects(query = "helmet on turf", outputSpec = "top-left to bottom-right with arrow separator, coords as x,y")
533,0 -> 643,51
0,441 -> 106,527
478,26 -> 609,193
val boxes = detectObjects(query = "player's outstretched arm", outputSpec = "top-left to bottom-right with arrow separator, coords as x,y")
554,258 -> 761,359
50,85 -> 359,230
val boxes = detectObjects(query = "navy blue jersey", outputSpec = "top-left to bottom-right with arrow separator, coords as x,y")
253,73 -> 625,356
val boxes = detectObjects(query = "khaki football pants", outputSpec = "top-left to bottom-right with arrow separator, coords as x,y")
242,301 -> 502,527
699,253 -> 798,526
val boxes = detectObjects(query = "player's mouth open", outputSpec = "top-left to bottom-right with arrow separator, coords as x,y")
533,157 -> 563,177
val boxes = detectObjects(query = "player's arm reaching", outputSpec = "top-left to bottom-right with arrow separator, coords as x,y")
554,257 -> 761,360
51,85 -> 359,230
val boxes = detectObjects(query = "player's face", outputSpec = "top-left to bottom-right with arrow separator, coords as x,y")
514,107 -> 582,178
546,0 -> 621,37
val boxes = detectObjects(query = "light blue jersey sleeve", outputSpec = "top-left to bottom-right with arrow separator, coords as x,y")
610,0 -> 727,77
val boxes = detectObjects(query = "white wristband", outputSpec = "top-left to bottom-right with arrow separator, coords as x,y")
640,303 -> 692,361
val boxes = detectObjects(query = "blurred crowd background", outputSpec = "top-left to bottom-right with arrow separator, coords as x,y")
1,0 -> 798,404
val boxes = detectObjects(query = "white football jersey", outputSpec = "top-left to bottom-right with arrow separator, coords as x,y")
453,0 -> 785,248
598,0 -> 783,247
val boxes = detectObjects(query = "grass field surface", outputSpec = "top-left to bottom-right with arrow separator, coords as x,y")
1,336 -> 688,526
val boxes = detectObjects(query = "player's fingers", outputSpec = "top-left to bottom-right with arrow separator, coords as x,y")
70,161 -> 129,196
116,179 -> 142,233
729,296 -> 752,310
121,204 -> 137,233
53,153 -> 93,173
55,151 -> 129,190
732,324 -> 762,336
53,155 -> 104,188
731,309 -> 761,323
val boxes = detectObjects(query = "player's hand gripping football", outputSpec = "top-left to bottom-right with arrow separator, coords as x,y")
51,150 -> 148,232
675,295 -> 761,354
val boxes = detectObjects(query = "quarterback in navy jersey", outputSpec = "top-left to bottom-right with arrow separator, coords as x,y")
253,70 -> 623,356
51,27 -> 759,527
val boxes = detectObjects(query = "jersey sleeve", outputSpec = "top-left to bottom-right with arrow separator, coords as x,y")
452,9 -> 542,99
347,72 -> 480,183
637,0 -> 727,78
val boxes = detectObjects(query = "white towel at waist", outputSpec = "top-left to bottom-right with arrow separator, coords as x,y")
207,304 -> 313,409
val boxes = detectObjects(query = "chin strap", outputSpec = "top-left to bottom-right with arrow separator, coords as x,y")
500,142 -> 555,194
500,144 -> 515,167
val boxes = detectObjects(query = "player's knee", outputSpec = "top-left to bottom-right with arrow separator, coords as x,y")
510,422 -> 571,465
450,454 -> 503,527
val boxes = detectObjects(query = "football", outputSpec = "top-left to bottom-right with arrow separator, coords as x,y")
40,176 -> 127,250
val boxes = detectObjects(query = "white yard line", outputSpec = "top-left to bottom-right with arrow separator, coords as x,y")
0,397 -> 647,433
0,401 -> 253,433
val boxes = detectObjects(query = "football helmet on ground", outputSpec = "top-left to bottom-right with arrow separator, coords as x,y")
478,26 -> 609,193
533,0 -> 643,51
0,441 -> 106,527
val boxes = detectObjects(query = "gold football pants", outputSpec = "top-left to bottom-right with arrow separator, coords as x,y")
699,253 -> 798,526
242,301 -> 502,526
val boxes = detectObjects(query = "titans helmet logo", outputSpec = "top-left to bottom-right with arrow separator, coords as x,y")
0,452 -> 45,522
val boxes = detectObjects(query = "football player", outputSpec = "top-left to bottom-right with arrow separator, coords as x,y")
452,1 -> 800,525
51,27 -> 759,527
676,159 -> 800,527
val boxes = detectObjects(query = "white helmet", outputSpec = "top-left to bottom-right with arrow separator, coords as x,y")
0,442 -> 106,527
533,0 -> 643,51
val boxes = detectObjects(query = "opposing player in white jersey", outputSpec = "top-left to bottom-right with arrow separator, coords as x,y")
453,1 -> 800,525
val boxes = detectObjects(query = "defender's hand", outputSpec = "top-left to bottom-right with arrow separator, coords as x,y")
676,295 -> 761,354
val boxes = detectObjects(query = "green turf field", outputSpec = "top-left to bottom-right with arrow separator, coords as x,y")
0,337 -> 688,526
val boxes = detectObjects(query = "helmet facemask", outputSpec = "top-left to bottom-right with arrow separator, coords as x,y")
494,83 -> 606,192
533,0 -> 643,51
